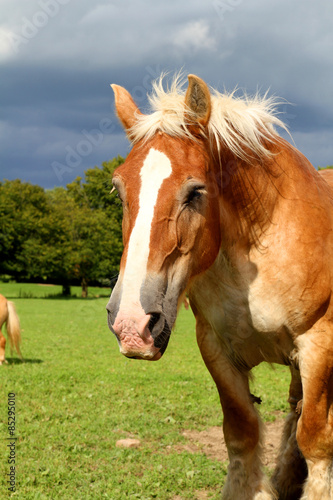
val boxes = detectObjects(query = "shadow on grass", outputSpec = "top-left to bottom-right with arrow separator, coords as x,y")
4,294 -> 110,300
43,294 -> 111,300
53,293 -> 110,299
5,358 -> 44,365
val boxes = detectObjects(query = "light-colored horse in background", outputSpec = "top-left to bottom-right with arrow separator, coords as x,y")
0,294 -> 22,365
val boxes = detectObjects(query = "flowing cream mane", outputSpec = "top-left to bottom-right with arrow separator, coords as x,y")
129,74 -> 289,160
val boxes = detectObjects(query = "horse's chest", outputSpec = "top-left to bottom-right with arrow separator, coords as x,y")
247,286 -> 290,333
190,263 -> 296,366
213,289 -> 294,366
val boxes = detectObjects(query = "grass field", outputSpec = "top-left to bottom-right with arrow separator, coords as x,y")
0,283 -> 290,499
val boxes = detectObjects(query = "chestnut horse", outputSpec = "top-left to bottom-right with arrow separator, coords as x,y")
107,74 -> 333,500
0,294 -> 22,364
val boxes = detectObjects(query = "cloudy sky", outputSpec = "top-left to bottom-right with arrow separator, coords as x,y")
0,0 -> 332,188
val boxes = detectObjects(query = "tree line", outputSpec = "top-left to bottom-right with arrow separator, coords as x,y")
0,157 -> 124,297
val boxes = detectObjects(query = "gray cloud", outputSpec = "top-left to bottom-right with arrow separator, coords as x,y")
0,0 -> 332,188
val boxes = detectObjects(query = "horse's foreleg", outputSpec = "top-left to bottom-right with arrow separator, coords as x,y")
271,365 -> 307,500
296,322 -> 333,500
195,317 -> 276,500
0,330 -> 7,365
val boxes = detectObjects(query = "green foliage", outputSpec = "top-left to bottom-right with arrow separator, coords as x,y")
0,284 -> 291,499
67,156 -> 124,213
0,180 -> 49,278
66,157 -> 125,289
0,158 -> 125,294
318,165 -> 333,170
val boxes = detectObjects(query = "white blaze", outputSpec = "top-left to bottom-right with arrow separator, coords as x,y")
119,148 -> 172,311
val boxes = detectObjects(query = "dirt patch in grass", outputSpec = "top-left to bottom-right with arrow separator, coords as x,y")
177,416 -> 285,470
173,492 -> 212,500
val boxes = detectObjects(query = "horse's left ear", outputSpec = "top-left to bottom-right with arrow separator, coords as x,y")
111,84 -> 143,131
185,75 -> 211,127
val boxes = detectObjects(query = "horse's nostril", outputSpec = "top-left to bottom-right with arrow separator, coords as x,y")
148,313 -> 161,333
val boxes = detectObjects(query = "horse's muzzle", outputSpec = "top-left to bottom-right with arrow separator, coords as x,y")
107,308 -> 171,361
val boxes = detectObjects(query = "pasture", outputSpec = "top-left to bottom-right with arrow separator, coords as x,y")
0,283 -> 290,499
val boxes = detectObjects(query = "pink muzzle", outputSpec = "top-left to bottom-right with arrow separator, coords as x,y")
112,310 -> 162,360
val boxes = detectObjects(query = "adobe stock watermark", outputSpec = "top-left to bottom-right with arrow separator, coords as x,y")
6,0 -> 71,54
211,0 -> 243,21
51,118 -> 116,182
51,65 -> 162,183
130,64 -> 162,104
280,103 -> 297,128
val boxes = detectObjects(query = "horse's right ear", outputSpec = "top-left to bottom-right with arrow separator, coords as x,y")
111,84 -> 143,131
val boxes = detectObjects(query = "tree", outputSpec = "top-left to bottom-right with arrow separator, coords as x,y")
0,182 -> 74,292
65,201 -> 114,297
0,157 -> 125,296
66,157 -> 124,295
41,185 -> 122,297
0,180 -> 50,279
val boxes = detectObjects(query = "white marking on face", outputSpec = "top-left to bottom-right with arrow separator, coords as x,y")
119,148 -> 172,311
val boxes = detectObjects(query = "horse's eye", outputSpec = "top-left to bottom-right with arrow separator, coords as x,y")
111,188 -> 123,204
185,186 -> 205,206
111,180 -> 125,205
187,189 -> 201,204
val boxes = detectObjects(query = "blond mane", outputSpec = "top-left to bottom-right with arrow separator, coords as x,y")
129,74 -> 289,161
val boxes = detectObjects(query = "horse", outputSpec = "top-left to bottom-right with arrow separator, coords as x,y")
0,294 -> 22,365
106,73 -> 333,500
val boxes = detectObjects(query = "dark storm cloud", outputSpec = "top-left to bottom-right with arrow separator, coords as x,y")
0,0 -> 332,188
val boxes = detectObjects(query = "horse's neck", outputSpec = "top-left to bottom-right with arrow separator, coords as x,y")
216,147 -> 283,249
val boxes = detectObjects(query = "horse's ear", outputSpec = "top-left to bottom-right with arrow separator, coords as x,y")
185,75 -> 211,127
111,84 -> 143,131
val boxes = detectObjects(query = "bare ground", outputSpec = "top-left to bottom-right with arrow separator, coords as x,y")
177,416 -> 284,469
172,416 -> 285,499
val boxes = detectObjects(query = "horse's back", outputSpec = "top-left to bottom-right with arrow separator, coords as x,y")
318,168 -> 333,190
0,294 -> 8,324
317,169 -> 333,223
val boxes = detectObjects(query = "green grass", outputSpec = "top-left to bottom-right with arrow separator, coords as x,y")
0,283 -> 290,499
